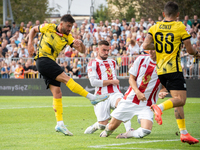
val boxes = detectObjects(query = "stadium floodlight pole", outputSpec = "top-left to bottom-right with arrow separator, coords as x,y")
67,0 -> 73,14
90,0 -> 95,22
3,0 -> 14,25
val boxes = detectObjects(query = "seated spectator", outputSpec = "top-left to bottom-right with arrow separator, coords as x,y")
23,61 -> 32,78
6,31 -> 12,44
11,22 -> 18,36
131,18 -> 139,27
158,16 -> 163,22
192,15 -> 200,29
110,45 -> 118,56
10,61 -> 18,78
183,15 -> 192,27
1,62 -> 10,78
19,22 -> 25,34
1,41 -> 8,57
89,23 -> 96,33
92,45 -> 98,57
2,20 -> 11,34
190,32 -> 197,45
126,33 -> 132,45
183,20 -> 191,32
4,53 -> 11,66
72,62 -> 81,78
14,62 -> 24,79
94,27 -> 102,42
83,34 -> 93,48
113,25 -> 121,37
19,47 -> 28,58
63,61 -> 73,76
101,27 -> 110,40
136,32 -> 145,42
91,18 -> 97,29
186,55 -> 194,79
111,34 -> 119,45
91,37 -> 98,47
118,41 -> 126,55
115,19 -> 121,27
11,48 -> 19,62
127,39 -> 140,56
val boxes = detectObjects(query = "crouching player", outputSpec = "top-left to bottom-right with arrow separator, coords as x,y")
84,40 -> 131,134
100,50 -> 168,138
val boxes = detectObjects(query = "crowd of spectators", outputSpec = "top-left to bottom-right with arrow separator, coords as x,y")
0,15 -> 200,79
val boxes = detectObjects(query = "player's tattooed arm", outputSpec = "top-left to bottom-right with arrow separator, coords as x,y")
143,34 -> 155,50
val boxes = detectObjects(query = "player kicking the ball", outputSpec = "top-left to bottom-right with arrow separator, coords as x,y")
143,1 -> 199,144
28,14 -> 109,136
84,40 -> 131,134
100,50 -> 168,138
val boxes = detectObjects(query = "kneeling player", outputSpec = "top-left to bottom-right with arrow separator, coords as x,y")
84,40 -> 131,134
100,50 -> 167,138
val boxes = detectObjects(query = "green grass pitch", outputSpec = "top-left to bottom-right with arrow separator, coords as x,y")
0,96 -> 199,150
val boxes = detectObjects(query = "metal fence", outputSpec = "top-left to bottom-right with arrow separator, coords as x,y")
0,56 -> 199,79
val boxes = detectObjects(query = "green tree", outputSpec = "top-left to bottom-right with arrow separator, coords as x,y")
107,0 -> 136,21
93,4 -> 111,23
136,0 -> 200,21
0,0 -> 60,25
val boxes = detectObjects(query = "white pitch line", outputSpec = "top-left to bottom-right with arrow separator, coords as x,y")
89,139 -> 180,149
89,138 -> 200,149
0,105 -> 92,109
96,147 -> 181,150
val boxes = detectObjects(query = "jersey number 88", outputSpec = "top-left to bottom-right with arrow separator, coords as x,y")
155,32 -> 174,54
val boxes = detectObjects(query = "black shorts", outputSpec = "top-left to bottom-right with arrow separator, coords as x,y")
36,57 -> 64,89
158,72 -> 187,92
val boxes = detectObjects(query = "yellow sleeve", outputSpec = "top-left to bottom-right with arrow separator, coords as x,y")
67,34 -> 75,47
180,24 -> 191,41
39,23 -> 51,33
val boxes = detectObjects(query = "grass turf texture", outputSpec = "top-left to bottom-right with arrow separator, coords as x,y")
0,96 -> 199,150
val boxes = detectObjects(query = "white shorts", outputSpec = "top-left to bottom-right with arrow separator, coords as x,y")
94,92 -> 123,121
111,99 -> 154,123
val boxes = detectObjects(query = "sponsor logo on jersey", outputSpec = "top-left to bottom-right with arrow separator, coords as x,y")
142,64 -> 146,68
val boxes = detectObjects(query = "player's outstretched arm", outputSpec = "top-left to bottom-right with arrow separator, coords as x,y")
129,74 -> 146,101
28,26 -> 39,58
72,39 -> 86,53
184,39 -> 200,58
143,34 -> 155,50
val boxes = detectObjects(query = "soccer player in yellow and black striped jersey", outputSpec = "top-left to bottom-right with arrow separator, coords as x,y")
143,1 -> 199,145
28,14 -> 109,136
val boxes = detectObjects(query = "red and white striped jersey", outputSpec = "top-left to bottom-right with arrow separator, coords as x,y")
87,58 -> 121,95
123,55 -> 162,106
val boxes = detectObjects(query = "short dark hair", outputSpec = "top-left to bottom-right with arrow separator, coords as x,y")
164,1 -> 179,18
98,40 -> 109,46
60,14 -> 75,24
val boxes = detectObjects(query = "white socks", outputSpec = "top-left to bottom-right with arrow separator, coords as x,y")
180,130 -> 188,135
158,104 -> 164,111
123,121 -> 132,132
130,127 -> 151,138
57,121 -> 64,126
93,122 -> 106,130
86,93 -> 95,100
